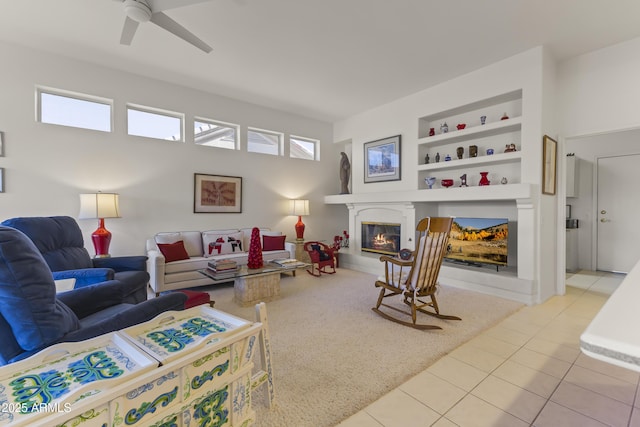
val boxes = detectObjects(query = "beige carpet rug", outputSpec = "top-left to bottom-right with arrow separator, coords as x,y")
201,268 -> 523,427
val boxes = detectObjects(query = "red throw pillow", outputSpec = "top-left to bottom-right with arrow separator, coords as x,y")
157,240 -> 190,262
263,235 -> 286,251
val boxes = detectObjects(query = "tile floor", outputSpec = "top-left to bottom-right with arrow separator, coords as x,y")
337,270 -> 638,427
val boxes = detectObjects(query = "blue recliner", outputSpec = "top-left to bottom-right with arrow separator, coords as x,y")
0,225 -> 187,366
1,216 -> 149,303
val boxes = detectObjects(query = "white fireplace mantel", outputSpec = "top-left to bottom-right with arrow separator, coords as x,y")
324,184 -> 538,305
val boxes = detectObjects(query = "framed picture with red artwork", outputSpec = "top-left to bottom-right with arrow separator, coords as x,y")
194,173 -> 242,213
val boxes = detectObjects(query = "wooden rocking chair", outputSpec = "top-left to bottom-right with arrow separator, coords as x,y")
372,217 -> 461,330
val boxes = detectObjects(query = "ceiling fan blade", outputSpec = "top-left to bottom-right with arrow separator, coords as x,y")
150,12 -> 212,53
120,16 -> 140,45
149,0 -> 213,13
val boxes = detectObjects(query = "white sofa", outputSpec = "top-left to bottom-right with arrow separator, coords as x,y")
146,228 -> 295,294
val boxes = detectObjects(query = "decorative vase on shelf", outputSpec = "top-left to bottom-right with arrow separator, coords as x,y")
441,179 -> 454,188
440,122 -> 448,133
460,174 -> 468,187
429,127 -> 435,136
501,177 -> 508,185
480,115 -> 487,125
479,172 -> 490,186
501,112 -> 509,120
424,176 -> 436,189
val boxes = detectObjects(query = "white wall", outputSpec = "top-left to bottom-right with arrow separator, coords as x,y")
559,35 -> 640,270
0,41 -> 345,256
559,36 -> 640,138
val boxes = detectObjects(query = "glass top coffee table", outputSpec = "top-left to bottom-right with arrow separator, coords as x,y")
199,261 -> 309,306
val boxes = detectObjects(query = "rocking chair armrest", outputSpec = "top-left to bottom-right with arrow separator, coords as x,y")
378,255 -> 413,267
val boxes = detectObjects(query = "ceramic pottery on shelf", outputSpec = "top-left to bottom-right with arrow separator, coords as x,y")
441,179 -> 454,188
456,123 -> 466,130
429,127 -> 435,136
460,173 -> 468,187
456,147 -> 464,159
469,145 -> 478,158
501,177 -> 508,184
424,176 -> 436,189
445,154 -> 452,161
440,122 -> 448,133
479,172 -> 490,186
504,143 -> 517,152
486,148 -> 494,155
480,115 -> 487,125
501,112 -> 509,120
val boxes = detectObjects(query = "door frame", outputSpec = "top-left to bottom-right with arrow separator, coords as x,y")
592,151 -> 640,272
560,125 -> 640,285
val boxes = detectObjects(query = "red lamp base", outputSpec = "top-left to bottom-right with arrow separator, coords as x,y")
295,215 -> 305,241
91,218 -> 112,258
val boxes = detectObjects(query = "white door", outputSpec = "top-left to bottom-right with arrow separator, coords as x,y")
596,153 -> 640,272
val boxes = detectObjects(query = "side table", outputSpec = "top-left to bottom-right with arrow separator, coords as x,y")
290,240 -> 311,264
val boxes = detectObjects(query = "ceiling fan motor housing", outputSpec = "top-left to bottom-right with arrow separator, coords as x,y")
124,0 -> 152,23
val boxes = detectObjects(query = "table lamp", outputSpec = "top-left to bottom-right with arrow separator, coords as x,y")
79,192 -> 121,258
290,199 -> 309,241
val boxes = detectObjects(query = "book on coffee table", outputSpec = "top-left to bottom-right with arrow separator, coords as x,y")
272,258 -> 306,268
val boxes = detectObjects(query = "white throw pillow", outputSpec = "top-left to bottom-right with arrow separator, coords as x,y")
202,231 -> 245,257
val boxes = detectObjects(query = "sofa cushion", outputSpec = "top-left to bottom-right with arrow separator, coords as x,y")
157,240 -> 190,263
0,226 -> 80,351
155,231 -> 203,257
202,231 -> 244,257
263,235 -> 286,251
241,228 -> 281,250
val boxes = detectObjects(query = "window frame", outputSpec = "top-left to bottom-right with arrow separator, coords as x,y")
36,86 -> 113,133
126,103 -> 185,142
247,127 -> 284,156
194,117 -> 240,150
289,134 -> 319,161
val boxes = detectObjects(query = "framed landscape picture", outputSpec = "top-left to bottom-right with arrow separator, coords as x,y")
194,173 -> 242,213
364,135 -> 401,183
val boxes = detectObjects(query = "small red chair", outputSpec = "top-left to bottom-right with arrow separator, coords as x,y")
303,241 -> 337,277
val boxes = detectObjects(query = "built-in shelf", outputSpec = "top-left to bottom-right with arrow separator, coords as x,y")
324,183 -> 532,205
418,151 -> 521,172
418,116 -> 522,148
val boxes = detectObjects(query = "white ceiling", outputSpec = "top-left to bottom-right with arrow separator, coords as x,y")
2,0 -> 640,123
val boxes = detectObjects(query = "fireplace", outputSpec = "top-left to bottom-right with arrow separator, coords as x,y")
361,222 -> 401,256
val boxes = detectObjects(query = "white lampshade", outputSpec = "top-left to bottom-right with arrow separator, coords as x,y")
79,193 -> 121,219
289,199 -> 309,216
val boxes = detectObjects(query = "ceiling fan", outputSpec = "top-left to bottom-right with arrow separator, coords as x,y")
116,0 -> 214,53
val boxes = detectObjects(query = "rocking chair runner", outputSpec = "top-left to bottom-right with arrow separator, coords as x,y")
303,241 -> 337,276
373,217 -> 461,329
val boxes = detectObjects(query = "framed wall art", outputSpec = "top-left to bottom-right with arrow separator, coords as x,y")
542,135 -> 557,195
364,134 -> 401,183
194,173 -> 242,213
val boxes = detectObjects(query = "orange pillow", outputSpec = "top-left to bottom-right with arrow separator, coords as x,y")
263,235 -> 286,251
157,240 -> 190,262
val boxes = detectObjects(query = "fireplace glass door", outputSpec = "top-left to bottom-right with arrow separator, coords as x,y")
361,222 -> 401,256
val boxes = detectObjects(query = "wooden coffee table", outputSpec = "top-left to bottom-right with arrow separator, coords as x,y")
199,262 -> 308,306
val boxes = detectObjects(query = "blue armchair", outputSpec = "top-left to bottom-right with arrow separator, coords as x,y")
0,226 -> 187,366
1,216 -> 149,303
